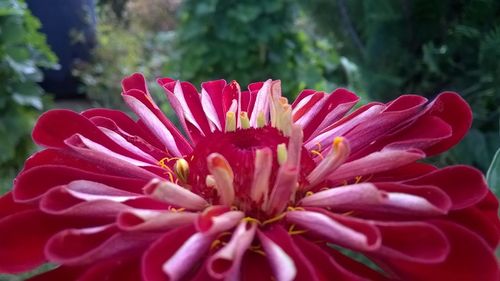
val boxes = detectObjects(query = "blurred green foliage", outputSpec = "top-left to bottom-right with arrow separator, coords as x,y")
0,0 -> 57,193
73,2 -> 175,115
302,0 -> 500,170
171,0 -> 351,97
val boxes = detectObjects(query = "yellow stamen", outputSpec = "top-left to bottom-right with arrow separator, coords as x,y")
305,191 -> 314,197
333,136 -> 345,151
242,216 -> 262,225
210,239 -> 222,249
355,175 -> 363,184
262,212 -> 287,226
257,111 -> 266,128
289,230 -> 308,235
225,111 -> 236,132
310,150 -> 324,159
174,158 -> 189,183
240,111 -> 250,129
277,143 -> 287,165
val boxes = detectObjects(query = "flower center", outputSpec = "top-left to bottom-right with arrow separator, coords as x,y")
182,126 -> 315,220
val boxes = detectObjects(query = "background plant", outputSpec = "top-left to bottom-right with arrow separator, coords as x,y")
171,0 -> 354,98
302,0 -> 500,170
0,0 -> 57,193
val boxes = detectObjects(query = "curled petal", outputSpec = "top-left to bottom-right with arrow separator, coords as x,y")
372,221 -> 449,263
196,206 -> 245,234
328,149 -> 425,183
300,183 -> 451,216
143,179 -> 208,210
207,153 -> 235,206
287,209 -> 381,251
404,165 -> 488,210
257,230 -> 297,281
207,220 -> 257,279
117,209 -> 197,232
162,232 -> 214,281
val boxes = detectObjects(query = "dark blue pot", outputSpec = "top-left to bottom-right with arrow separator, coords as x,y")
27,0 -> 97,98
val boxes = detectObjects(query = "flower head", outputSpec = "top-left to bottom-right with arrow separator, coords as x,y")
1,73 -> 499,280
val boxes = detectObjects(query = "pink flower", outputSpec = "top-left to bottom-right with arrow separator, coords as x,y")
1,73 -> 499,280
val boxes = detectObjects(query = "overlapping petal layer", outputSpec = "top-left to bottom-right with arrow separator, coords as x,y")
0,73 -> 498,281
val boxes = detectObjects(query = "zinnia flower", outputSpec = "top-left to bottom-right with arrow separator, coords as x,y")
1,73 -> 499,281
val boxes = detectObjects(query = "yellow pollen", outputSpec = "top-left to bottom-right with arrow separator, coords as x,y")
174,158 -> 189,183
343,210 -> 355,216
257,111 -> 266,128
240,111 -> 250,129
242,217 -> 262,225
286,206 -> 305,212
333,136 -> 345,151
310,150 -> 324,159
262,212 -> 287,226
225,111 -> 236,132
355,175 -> 363,184
210,239 -> 222,250
305,191 -> 314,197
277,143 -> 287,165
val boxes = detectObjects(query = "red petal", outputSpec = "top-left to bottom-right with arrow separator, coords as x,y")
448,191 -> 500,248
0,211 -> 65,273
82,108 -> 164,149
423,92 -> 472,156
384,221 -> 499,281
293,235 -> 369,281
45,225 -> 156,265
78,257 -> 141,281
404,165 -> 488,210
263,225 -> 320,281
26,266 -> 85,281
0,192 -> 34,220
141,225 -> 197,281
372,222 -> 449,263
13,165 -> 147,202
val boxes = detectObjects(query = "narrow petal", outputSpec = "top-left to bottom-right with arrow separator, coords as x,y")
287,210 -> 381,251
117,209 -> 197,232
301,183 -> 451,216
196,206 -> 245,234
257,230 -> 296,281
328,149 -> 425,183
143,179 -> 208,210
122,93 -> 183,156
207,221 -> 257,279
141,225 -> 196,281
207,153 -> 235,206
162,232 -> 214,281
250,147 -> 272,204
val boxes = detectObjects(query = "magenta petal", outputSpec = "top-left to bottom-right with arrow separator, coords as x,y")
404,165 -> 488,210
45,224 -> 156,265
292,235 -> 370,281
384,221 -> 499,281
422,92 -> 472,156
263,225 -> 319,281
13,165 -> 147,202
373,221 -> 449,263
142,225 -> 196,281
328,149 -> 425,183
78,256 -> 142,281
40,185 -> 129,222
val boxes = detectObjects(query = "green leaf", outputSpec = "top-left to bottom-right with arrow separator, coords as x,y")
487,147 -> 500,195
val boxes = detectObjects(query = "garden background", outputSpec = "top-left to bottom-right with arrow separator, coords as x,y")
0,0 -> 499,279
